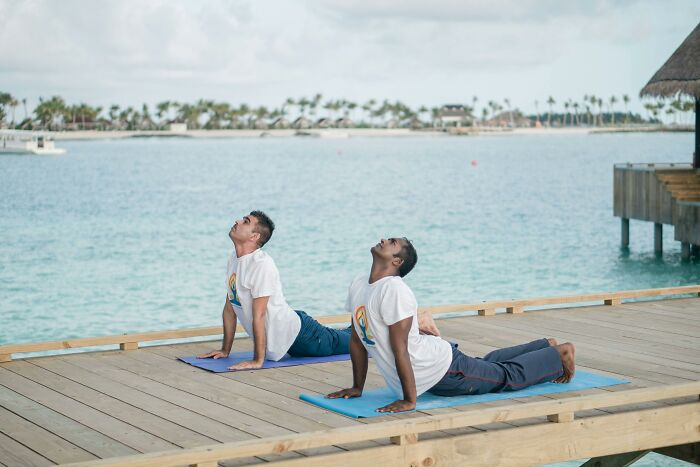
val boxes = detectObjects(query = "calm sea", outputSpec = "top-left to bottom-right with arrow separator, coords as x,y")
1,133 -> 698,345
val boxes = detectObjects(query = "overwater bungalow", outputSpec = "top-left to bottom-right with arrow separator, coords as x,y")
615,21 -> 700,258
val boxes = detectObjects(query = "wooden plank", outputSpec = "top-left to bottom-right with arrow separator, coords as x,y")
59,396 -> 700,467
0,405 -> 95,464
0,385 -> 138,459
0,367 -> 178,453
482,312 -> 700,368
0,431 -> 53,467
524,307 -> 700,350
436,319 -> 695,384
442,313 -> 700,372
1,361 -> 216,449
30,357 -> 256,444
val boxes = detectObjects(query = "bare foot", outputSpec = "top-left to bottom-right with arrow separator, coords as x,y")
553,343 -> 575,383
547,338 -> 558,346
418,310 -> 441,336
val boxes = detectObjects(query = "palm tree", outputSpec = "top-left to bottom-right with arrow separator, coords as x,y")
563,100 -> 570,126
609,96 -> 618,126
472,96 -> 478,126
283,98 -> 295,118
34,95 -> 67,130
504,98 -> 514,127
622,95 -> 630,125
546,96 -> 555,127
156,101 -> 171,128
533,100 -> 540,126
363,99 -> 376,126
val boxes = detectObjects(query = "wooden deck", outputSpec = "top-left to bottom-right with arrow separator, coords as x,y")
0,291 -> 699,466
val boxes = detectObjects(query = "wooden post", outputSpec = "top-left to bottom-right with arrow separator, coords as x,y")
120,342 -> 138,351
654,223 -> 663,255
0,354 -> 11,363
506,306 -> 523,314
391,433 -> 418,445
694,98 -> 699,169
478,308 -> 495,316
604,298 -> 621,306
681,242 -> 691,261
621,218 -> 629,247
547,412 -> 574,423
692,244 -> 700,257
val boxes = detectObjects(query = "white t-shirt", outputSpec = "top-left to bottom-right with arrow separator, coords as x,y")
226,249 -> 301,361
346,274 -> 452,398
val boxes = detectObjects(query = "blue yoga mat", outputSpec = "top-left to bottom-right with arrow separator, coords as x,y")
300,371 -> 628,418
179,351 -> 350,372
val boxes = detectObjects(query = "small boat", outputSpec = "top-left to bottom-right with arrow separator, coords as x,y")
0,130 -> 67,155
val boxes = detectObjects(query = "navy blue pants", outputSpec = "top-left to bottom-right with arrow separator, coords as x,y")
428,339 -> 564,396
287,310 -> 351,357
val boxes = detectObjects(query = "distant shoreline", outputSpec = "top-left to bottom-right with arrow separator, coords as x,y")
45,125 -> 692,141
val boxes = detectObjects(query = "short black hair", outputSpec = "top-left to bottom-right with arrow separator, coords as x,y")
249,210 -> 275,247
395,238 -> 418,277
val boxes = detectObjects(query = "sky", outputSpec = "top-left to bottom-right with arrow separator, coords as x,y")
1,0 -> 698,116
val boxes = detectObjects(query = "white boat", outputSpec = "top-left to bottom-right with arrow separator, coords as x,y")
0,130 -> 67,155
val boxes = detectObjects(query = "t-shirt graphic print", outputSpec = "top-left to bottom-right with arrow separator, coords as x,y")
228,272 -> 241,307
354,305 -> 375,346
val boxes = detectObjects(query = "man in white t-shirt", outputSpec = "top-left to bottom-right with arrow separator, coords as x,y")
197,211 -> 351,370
328,237 -> 576,413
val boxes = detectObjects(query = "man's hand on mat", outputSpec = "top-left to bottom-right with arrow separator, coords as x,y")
376,399 -> 416,413
197,350 -> 229,359
327,387 -> 362,399
417,310 -> 440,336
228,359 -> 264,371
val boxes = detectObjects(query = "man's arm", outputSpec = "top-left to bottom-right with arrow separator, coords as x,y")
198,299 -> 237,359
376,316 -> 416,413
327,324 -> 367,399
228,295 -> 269,370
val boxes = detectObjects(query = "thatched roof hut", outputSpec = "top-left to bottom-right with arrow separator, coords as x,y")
640,22 -> 700,167
640,22 -> 700,98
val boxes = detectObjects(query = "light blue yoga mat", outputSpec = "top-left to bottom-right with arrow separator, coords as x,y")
179,351 -> 350,372
300,371 -> 628,418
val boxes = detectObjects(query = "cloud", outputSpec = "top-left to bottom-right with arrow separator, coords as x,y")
0,0 -> 698,113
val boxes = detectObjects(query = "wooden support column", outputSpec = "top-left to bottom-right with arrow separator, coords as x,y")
506,306 -> 523,314
621,218 -> 629,247
654,223 -> 663,255
478,308 -> 495,316
682,242 -> 691,261
0,354 -> 11,363
580,450 -> 650,467
695,98 -> 699,169
120,342 -> 138,351
604,298 -> 621,306
692,244 -> 700,257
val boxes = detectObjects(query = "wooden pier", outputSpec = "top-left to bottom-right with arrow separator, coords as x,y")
614,163 -> 700,258
0,286 -> 699,466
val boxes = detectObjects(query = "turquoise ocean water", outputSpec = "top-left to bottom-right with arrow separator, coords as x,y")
1,133 -> 697,466
1,133 -> 699,345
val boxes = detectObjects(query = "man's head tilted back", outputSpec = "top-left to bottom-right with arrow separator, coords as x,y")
249,210 -> 275,247
396,237 -> 418,277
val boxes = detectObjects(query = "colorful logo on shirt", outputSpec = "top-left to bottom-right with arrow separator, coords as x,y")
228,273 -> 241,307
354,305 -> 375,346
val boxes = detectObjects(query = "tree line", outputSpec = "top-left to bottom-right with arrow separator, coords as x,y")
0,91 -> 693,131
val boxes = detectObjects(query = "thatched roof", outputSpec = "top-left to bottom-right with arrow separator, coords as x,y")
641,22 -> 700,98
